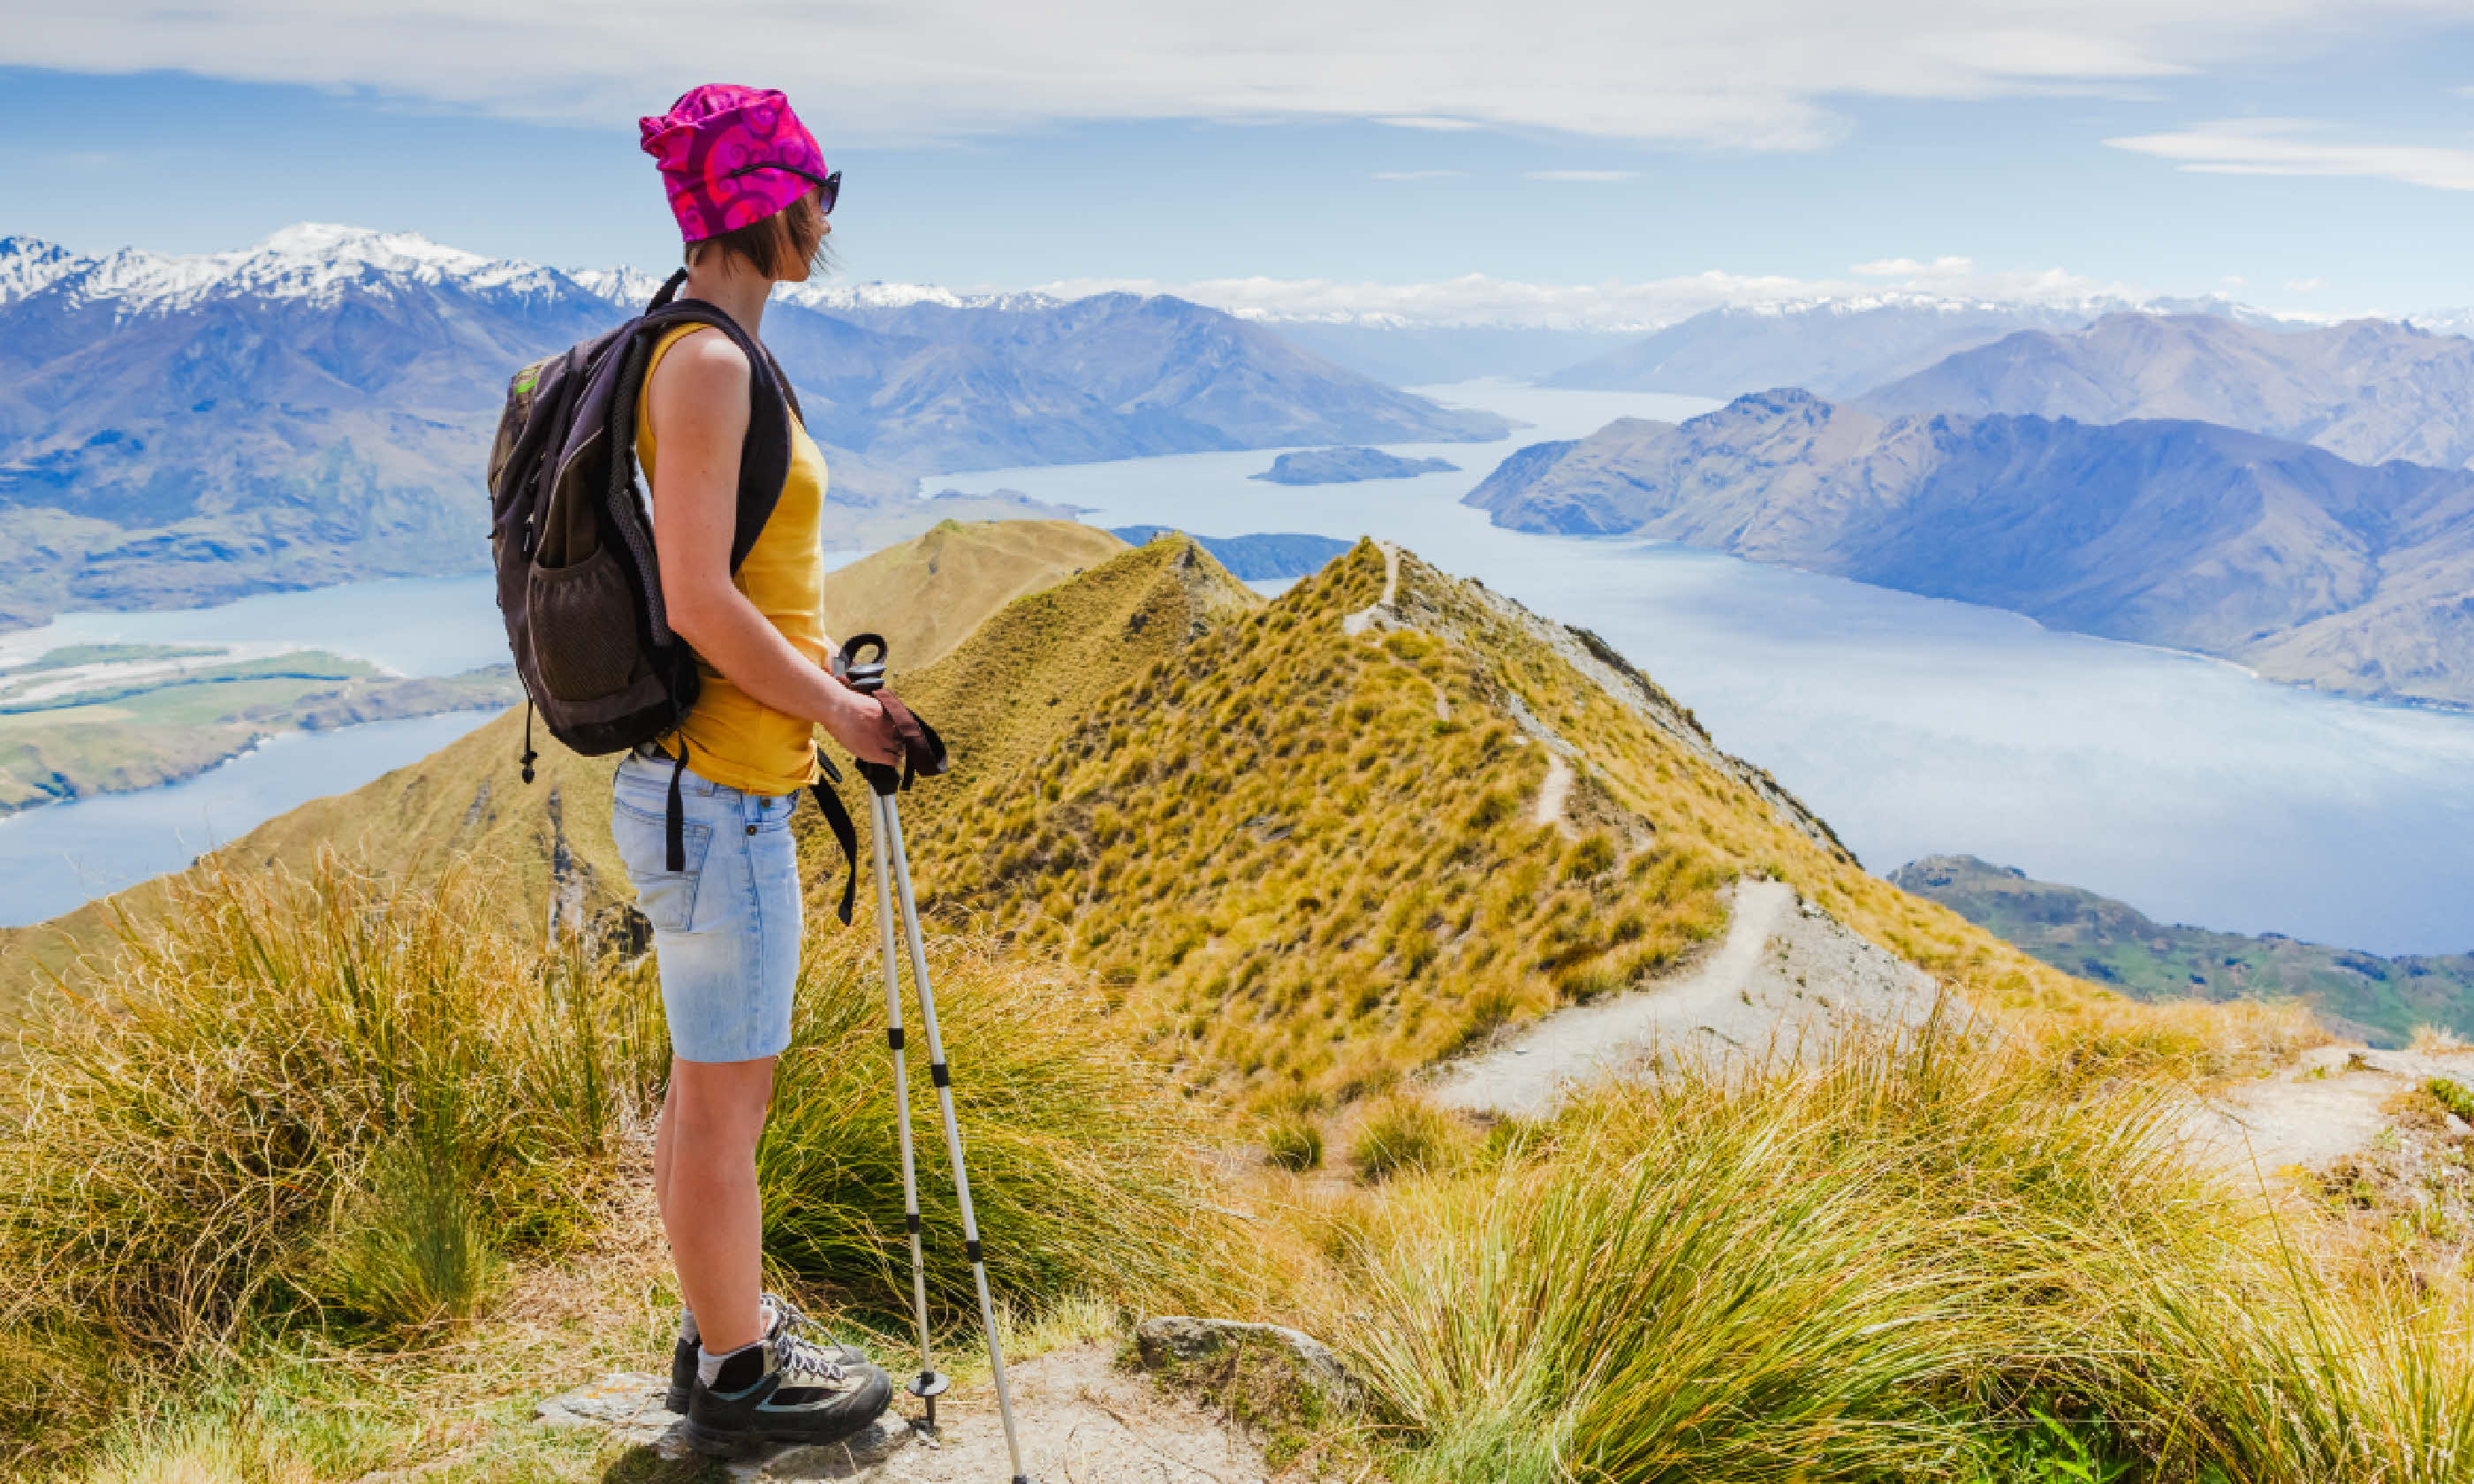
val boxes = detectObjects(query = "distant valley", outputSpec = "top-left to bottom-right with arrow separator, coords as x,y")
1893,853 -> 2474,1047
0,225 -> 1506,629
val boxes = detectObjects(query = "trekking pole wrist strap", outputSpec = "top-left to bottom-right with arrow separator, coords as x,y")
809,749 -> 861,925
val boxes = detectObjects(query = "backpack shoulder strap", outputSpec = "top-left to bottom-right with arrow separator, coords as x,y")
627,299 -> 797,573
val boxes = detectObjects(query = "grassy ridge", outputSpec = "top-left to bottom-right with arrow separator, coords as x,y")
879,540 -> 2122,1111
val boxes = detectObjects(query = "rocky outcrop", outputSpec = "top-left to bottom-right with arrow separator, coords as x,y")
1135,1316 -> 1358,1412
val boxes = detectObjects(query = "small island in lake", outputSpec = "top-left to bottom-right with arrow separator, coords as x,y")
1250,446 -> 1461,485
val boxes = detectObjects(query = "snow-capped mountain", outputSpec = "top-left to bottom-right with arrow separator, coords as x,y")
0,223 -> 589,314
0,224 -> 1507,627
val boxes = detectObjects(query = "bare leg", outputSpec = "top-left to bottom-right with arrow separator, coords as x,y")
662,1054 -> 778,1357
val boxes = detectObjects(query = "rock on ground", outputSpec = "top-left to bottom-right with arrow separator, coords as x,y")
1134,1316 -> 1357,1410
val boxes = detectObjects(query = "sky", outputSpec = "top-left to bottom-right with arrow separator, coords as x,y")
11,2 -> 2474,322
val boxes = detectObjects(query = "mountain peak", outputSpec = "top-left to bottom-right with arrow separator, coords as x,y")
0,235 -> 83,304
247,222 -> 495,274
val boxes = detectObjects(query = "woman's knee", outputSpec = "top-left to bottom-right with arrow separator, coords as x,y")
667,1056 -> 778,1147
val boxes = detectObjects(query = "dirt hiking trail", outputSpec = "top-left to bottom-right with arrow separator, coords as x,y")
1431,880 -> 1942,1119
2184,1042 -> 2474,1183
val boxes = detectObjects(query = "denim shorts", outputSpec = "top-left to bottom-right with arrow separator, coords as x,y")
611,752 -> 802,1064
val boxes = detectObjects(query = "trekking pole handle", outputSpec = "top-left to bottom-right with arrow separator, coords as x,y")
834,632 -> 887,695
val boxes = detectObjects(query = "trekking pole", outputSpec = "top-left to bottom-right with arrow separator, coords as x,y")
838,638 -> 1035,1484
867,757 -> 949,1426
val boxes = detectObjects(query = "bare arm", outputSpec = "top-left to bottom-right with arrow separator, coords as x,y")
646,330 -> 894,766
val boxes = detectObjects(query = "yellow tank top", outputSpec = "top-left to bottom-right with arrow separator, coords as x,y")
637,323 -> 829,796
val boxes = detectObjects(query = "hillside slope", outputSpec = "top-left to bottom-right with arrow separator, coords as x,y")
1464,391 -> 2474,706
0,520 -> 1129,1009
1891,853 -> 2474,1047
877,539 -> 2096,1109
1860,312 -> 2474,470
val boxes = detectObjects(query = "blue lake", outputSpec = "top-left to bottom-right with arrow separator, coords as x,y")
4,378 -> 2472,955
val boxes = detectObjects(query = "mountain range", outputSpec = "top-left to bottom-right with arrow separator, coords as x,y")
1464,390 -> 2474,705
1530,296 -> 2307,401
1859,313 -> 2474,471
0,225 -> 1506,627
1539,301 -> 2104,400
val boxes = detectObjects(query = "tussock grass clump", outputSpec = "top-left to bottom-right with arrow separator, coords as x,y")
1309,1026 -> 2474,1483
758,933 -> 1228,1319
0,858 -> 658,1359
1349,1093 -> 1473,1182
2410,1023 -> 2472,1056
1263,1115 -> 1324,1171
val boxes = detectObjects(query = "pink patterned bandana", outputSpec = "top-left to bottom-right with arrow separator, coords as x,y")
638,85 -> 831,244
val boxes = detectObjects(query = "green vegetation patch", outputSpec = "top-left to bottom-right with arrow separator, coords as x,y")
1893,853 -> 2474,1049
0,650 -> 377,716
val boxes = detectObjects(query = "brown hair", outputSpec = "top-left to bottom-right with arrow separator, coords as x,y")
685,191 -> 831,279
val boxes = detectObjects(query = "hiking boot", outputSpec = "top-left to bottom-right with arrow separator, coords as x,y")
683,1334 -> 894,1458
665,1294 -> 872,1412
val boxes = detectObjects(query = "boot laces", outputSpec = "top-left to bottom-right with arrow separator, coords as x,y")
776,1332 -> 848,1382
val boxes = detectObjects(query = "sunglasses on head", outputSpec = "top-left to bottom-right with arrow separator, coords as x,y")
726,162 -> 840,216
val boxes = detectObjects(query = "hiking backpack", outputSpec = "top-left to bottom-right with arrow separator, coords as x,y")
486,269 -> 862,920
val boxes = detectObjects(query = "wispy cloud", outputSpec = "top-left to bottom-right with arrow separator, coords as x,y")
1526,170 -> 1639,183
0,3 -> 2440,148
1851,256 -> 1977,277
1371,169 -> 1468,180
2107,118 -> 2474,192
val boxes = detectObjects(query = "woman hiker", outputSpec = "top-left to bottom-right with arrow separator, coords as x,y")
618,83 -> 901,1456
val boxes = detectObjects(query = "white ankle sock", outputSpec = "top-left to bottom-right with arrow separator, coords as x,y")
681,1298 -> 771,1347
